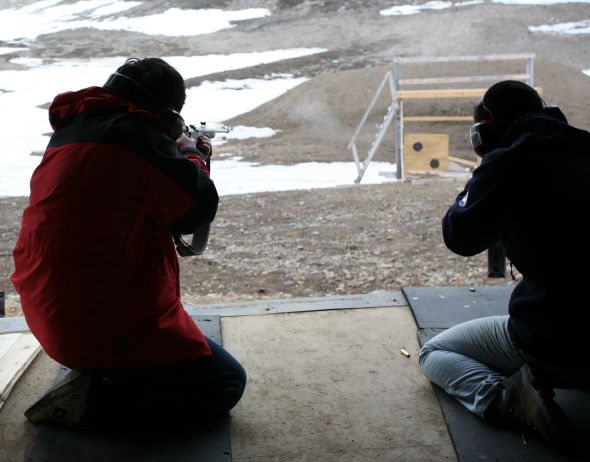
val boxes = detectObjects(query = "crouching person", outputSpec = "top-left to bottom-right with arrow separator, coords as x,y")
419,81 -> 590,451
11,57 -> 246,428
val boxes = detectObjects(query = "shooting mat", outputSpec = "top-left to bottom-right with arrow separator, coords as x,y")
404,285 -> 590,462
28,316 -> 231,462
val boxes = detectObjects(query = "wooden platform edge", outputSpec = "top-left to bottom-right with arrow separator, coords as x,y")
0,292 -> 407,334
0,316 -> 29,334
185,291 -> 406,317
0,333 -> 41,410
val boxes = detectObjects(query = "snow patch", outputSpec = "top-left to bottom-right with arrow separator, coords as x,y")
87,8 -> 271,37
495,0 -> 590,4
212,161 -> 397,197
90,1 -> 142,17
0,47 -> 28,56
164,49 -> 326,80
0,51 -> 324,197
216,126 -> 278,145
183,77 -> 309,124
0,0 -> 270,42
381,0 -> 586,16
380,1 -> 482,16
529,19 -> 590,35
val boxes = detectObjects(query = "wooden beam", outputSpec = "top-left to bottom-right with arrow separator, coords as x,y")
406,170 -> 471,178
396,87 -> 543,100
397,88 -> 488,99
0,333 -> 21,358
449,155 -> 480,167
394,53 -> 535,64
0,333 -> 41,410
404,116 -> 473,122
399,74 -> 529,86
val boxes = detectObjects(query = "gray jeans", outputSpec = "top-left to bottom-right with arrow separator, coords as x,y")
419,315 -> 526,419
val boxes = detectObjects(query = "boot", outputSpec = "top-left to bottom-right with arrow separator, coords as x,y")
25,368 -> 93,425
485,363 -> 574,450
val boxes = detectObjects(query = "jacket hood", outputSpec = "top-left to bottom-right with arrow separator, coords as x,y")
48,87 -> 127,129
48,86 -> 166,131
499,112 -> 567,147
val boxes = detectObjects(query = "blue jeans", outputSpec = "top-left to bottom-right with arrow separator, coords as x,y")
419,316 -> 526,419
85,337 -> 247,426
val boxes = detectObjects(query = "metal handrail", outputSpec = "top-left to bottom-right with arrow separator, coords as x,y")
349,54 -> 536,183
347,71 -> 395,150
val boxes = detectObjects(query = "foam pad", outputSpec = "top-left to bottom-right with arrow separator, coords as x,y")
408,286 -> 590,461
403,285 -> 512,328
28,316 -> 231,462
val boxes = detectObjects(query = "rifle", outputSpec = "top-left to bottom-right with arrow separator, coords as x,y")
174,123 -> 229,257
487,240 -> 506,278
184,122 -> 230,142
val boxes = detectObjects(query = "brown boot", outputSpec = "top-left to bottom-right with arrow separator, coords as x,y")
485,363 -> 574,450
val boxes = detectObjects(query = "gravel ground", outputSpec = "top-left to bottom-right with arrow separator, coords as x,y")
1,179 -> 515,317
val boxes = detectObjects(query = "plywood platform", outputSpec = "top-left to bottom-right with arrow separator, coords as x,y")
4,288 -> 582,461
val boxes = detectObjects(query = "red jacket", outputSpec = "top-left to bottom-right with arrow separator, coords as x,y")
12,87 -> 218,368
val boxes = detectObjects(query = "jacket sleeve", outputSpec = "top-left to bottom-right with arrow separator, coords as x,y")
167,161 -> 218,235
179,146 -> 210,175
136,125 -> 219,235
442,150 -> 509,256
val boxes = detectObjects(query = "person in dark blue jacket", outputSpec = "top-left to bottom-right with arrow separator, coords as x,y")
419,80 -> 590,450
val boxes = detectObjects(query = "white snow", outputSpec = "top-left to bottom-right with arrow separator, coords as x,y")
0,58 -> 394,198
90,1 -> 142,17
0,48 -> 335,197
495,0 -> 590,4
0,55 -> 396,197
529,19 -> 590,35
381,1 -> 452,15
226,126 -> 277,140
380,0 -> 482,16
0,0 -> 270,42
216,126 -> 278,145
211,160 -> 396,197
0,47 -> 28,56
163,49 -> 326,80
381,0 -> 588,16
183,77 -> 309,124
0,0 -> 395,198
87,8 -> 271,36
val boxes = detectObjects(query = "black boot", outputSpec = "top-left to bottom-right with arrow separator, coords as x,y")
484,363 -> 574,451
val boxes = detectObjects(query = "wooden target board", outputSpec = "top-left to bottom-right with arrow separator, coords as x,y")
403,133 -> 449,176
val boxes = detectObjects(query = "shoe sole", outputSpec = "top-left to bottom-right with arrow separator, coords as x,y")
25,370 -> 92,425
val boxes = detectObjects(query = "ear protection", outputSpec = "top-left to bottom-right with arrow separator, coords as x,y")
469,100 -> 568,157
469,100 -> 498,157
104,73 -> 185,139
470,119 -> 497,158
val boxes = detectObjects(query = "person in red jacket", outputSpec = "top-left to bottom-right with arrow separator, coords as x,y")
12,57 -> 246,426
